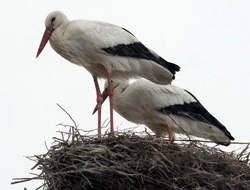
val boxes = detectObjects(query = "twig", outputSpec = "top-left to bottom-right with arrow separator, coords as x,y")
56,103 -> 77,128
11,177 -> 43,185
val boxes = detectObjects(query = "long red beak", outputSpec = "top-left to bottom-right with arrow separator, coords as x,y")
92,88 -> 109,115
36,26 -> 54,58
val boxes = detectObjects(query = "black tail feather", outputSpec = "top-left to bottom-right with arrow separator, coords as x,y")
158,57 -> 180,79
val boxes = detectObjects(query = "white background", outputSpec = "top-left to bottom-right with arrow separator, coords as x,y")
1,1 -> 249,189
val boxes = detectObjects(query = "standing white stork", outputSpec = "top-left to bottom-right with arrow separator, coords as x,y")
36,11 -> 180,137
94,79 -> 234,146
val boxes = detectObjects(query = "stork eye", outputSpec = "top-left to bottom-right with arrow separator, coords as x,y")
51,17 -> 56,23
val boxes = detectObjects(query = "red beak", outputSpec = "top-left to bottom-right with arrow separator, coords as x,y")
92,88 -> 109,115
36,26 -> 54,58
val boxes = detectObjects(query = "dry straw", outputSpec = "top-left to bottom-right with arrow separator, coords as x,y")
12,105 -> 250,190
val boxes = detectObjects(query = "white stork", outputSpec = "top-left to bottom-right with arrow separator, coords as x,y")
94,79 -> 234,146
36,11 -> 180,137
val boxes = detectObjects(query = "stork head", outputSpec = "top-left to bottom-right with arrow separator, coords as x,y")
44,11 -> 68,30
36,11 -> 68,58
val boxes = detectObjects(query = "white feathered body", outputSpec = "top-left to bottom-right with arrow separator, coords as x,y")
47,11 -> 179,84
111,79 -> 234,145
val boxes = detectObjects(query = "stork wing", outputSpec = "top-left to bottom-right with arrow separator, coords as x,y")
102,40 -> 180,76
160,90 -> 234,140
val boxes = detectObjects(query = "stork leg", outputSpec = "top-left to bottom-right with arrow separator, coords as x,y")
106,70 -> 114,134
166,124 -> 174,143
93,76 -> 102,138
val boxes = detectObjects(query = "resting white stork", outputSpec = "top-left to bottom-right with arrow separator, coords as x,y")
36,11 -> 180,137
94,79 -> 234,146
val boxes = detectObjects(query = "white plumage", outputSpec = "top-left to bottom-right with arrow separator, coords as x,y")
36,11 -> 180,136
37,11 -> 180,84
99,79 -> 234,146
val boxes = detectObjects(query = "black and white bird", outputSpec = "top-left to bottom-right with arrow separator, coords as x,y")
94,79 -> 234,146
36,11 -> 180,137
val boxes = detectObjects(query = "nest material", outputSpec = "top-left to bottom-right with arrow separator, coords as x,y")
18,125 -> 250,190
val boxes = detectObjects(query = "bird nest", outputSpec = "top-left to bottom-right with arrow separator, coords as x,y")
13,124 -> 250,190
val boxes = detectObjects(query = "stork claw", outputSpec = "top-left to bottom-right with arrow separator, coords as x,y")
92,88 -> 109,115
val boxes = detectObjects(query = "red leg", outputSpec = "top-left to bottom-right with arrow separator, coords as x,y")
106,70 -> 114,134
93,76 -> 102,138
166,124 -> 174,143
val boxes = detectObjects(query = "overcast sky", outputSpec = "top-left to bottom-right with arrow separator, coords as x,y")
1,0 -> 250,189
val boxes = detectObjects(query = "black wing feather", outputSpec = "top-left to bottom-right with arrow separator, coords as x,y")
102,41 -> 180,78
160,90 -> 234,140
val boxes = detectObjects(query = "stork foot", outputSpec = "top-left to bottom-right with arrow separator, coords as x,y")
93,76 -> 102,138
106,70 -> 114,135
166,124 -> 175,143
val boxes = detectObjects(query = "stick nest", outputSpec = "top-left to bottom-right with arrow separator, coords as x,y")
14,125 -> 250,190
